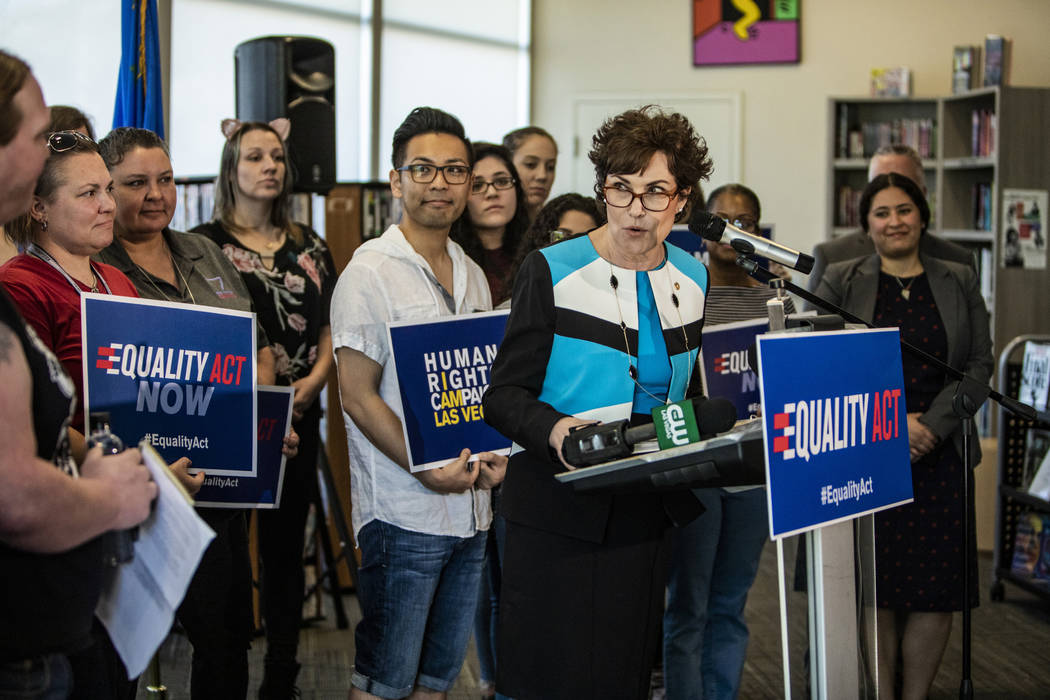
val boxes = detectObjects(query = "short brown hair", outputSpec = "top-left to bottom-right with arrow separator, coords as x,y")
588,106 -> 712,223
0,51 -> 31,147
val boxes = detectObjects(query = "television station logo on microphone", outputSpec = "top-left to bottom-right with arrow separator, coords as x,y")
652,399 -> 701,449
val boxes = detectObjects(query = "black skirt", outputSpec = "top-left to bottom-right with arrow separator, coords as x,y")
497,493 -> 669,700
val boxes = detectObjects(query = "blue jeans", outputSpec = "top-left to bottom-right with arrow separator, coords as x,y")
663,487 -> 769,700
0,655 -> 72,700
352,520 -> 486,699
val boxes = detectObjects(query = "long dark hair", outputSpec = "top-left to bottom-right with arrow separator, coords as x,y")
211,121 -> 301,244
451,142 -> 529,263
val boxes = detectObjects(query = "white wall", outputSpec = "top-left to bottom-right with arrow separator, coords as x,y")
1,0 -> 122,135
531,0 -> 1050,274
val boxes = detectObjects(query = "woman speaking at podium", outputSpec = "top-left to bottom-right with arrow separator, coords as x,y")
816,172 -> 993,700
483,107 -> 711,700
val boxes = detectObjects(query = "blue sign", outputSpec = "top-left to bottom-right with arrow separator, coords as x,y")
82,294 -> 257,476
195,386 -> 293,509
700,318 -> 768,420
387,310 -> 512,471
757,328 -> 913,538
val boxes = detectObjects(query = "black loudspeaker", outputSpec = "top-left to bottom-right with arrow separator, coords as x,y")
234,36 -> 335,194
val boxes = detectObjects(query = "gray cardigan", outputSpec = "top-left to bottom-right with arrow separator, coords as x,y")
815,253 -> 993,466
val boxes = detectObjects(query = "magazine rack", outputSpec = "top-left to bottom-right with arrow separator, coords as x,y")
992,334 -> 1050,603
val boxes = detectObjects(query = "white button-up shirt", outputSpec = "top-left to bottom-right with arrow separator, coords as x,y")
330,225 -> 494,538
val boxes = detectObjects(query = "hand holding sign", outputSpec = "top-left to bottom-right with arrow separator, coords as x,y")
475,451 -> 508,489
414,448 -> 478,493
167,457 -> 204,496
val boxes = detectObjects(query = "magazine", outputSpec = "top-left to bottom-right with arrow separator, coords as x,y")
1019,341 -> 1050,411
1023,429 -> 1050,491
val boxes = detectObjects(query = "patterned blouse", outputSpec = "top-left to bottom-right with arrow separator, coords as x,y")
193,221 -> 336,387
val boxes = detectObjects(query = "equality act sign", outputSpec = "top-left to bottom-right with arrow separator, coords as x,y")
81,294 -> 257,477
387,310 -> 512,472
757,328 -> 913,538
195,385 -> 293,508
699,317 -> 768,420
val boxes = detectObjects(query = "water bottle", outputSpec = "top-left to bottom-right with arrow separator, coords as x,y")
87,411 -> 136,565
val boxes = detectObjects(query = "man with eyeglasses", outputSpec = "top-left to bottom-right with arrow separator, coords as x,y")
0,50 -> 157,697
331,107 -> 507,700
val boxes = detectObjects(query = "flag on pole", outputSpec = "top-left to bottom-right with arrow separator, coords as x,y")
113,0 -> 165,138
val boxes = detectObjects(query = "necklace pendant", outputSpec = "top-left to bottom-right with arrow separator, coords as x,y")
901,288 -> 910,301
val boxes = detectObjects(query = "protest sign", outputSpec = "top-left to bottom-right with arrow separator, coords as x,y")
387,310 -> 512,471
195,385 -> 293,508
700,317 -> 768,420
757,328 -> 913,538
82,293 -> 257,476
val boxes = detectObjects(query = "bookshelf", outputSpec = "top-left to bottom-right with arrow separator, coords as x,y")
826,87 -> 1050,353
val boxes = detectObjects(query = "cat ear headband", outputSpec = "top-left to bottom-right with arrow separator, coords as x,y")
220,117 -> 291,142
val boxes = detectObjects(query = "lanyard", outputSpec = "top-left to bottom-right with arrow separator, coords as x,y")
26,243 -> 114,296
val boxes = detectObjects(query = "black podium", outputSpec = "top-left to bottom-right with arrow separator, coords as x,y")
555,420 -> 766,492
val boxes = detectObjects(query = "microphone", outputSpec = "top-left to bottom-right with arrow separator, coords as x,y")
689,210 -> 815,274
562,397 -> 737,468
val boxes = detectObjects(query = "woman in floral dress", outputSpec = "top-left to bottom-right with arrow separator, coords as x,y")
194,118 -> 336,699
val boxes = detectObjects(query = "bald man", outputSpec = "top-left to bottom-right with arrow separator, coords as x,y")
808,144 -> 974,293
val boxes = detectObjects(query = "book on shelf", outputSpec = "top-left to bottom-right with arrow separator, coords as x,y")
1011,512 -> 1044,576
972,182 -> 993,230
1019,341 -> 1050,412
970,110 -> 997,157
870,67 -> 911,98
983,34 -> 1011,87
837,104 -> 848,159
835,185 -> 862,228
1024,429 -> 1050,491
952,45 -> 981,94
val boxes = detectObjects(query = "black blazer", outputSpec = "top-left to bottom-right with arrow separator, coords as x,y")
815,253 -> 994,466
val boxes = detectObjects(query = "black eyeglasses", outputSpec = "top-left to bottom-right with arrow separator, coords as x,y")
47,131 -> 95,153
471,176 -> 516,195
603,185 -> 679,212
549,228 -> 575,243
396,163 -> 471,185
716,214 -> 758,232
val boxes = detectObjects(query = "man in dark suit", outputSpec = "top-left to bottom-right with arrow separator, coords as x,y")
807,144 -> 974,293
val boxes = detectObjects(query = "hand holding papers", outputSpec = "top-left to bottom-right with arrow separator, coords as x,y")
95,443 -> 215,678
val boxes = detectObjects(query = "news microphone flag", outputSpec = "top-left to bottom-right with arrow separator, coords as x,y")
113,0 -> 165,138
652,399 -> 701,450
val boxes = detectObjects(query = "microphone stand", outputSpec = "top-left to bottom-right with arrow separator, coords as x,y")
737,256 -> 1036,700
